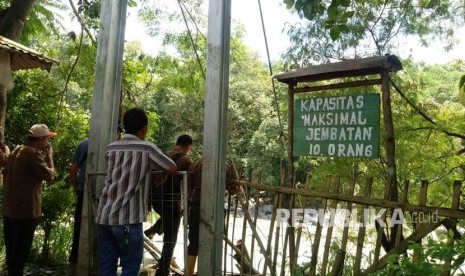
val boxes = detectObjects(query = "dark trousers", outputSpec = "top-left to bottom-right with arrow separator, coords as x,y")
152,200 -> 182,276
187,201 -> 200,256
3,216 -> 38,276
69,190 -> 84,263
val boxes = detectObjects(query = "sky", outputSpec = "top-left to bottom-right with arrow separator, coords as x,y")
122,0 -> 297,61
81,0 -> 465,65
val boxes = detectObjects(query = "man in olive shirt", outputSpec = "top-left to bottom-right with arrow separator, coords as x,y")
3,124 -> 56,276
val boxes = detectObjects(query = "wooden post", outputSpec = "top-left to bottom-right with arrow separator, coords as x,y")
381,71 -> 398,203
286,83 -> 296,274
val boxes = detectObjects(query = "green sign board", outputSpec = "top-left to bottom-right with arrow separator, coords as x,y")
294,93 -> 380,158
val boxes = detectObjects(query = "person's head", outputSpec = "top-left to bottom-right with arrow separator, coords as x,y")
27,124 -> 57,149
123,108 -> 148,139
176,134 -> 193,155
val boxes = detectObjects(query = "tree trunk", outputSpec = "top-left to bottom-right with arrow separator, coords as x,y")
0,0 -> 36,40
0,0 -> 37,139
0,86 -> 6,142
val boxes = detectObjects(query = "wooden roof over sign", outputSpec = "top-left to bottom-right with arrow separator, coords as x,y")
0,35 -> 59,72
273,55 -> 403,85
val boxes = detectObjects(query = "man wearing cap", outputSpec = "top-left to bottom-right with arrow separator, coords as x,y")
2,124 -> 56,276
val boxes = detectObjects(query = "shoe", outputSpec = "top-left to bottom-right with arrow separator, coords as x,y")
144,228 -> 155,239
145,219 -> 163,239
153,219 -> 163,235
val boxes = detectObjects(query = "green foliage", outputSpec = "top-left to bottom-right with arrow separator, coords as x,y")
283,0 -> 464,66
3,0 -> 465,272
76,0 -> 101,31
377,236 -> 465,275
35,180 -> 75,264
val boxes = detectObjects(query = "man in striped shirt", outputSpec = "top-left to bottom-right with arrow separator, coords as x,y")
96,108 -> 177,275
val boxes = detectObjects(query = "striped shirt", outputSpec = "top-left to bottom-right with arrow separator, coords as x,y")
96,134 -> 175,225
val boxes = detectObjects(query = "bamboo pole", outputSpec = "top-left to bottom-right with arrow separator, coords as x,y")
224,236 -> 260,275
239,172 -> 252,276
272,193 -> 282,276
331,179 -> 356,276
249,174 -> 262,276
271,169 -> 286,276
263,190 -> 280,276
287,174 -> 297,268
321,176 -> 341,276
236,188 -> 272,273
441,180 -> 461,276
280,227 -> 289,276
413,180 -> 428,263
294,174 -> 312,266
354,177 -> 373,275
395,180 -> 409,247
309,175 -> 332,275
374,180 -> 390,262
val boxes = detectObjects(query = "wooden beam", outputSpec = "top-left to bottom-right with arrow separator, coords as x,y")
273,55 -> 403,84
293,79 -> 382,93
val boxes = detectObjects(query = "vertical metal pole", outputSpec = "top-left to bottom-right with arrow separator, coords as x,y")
198,0 -> 231,275
77,0 -> 127,274
182,171 -> 189,275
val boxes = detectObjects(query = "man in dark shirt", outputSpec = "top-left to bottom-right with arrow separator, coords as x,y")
68,139 -> 88,274
145,134 -> 193,276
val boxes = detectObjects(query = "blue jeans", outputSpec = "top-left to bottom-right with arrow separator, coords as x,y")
97,224 -> 144,276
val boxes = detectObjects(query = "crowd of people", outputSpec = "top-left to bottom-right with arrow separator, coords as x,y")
0,107 -> 240,276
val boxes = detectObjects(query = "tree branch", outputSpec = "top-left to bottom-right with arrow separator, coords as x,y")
390,78 -> 465,140
68,0 -> 96,46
